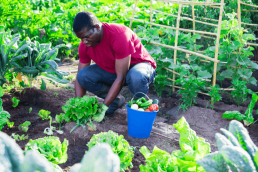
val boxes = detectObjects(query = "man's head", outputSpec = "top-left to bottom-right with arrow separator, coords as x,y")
73,11 -> 103,47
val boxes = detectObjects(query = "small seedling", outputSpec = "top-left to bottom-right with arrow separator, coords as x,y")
18,121 -> 31,132
38,109 -> 63,135
12,97 -> 20,108
53,92 -> 58,97
55,113 -> 64,130
29,107 -> 32,113
6,120 -> 14,128
11,133 -> 28,141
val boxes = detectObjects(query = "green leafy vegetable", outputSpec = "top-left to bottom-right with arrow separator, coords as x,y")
223,94 -> 258,126
197,120 -> 258,172
18,121 -> 31,132
140,117 -> 210,171
55,113 -> 64,130
62,96 -> 108,133
38,109 -> 51,120
11,133 -> 28,141
0,86 -> 4,97
12,97 -> 20,108
87,130 -> 134,172
6,120 -> 14,128
0,99 -> 10,131
25,136 -> 68,165
139,146 -> 179,171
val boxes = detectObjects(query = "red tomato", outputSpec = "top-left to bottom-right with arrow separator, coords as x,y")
149,104 -> 159,111
144,109 -> 150,112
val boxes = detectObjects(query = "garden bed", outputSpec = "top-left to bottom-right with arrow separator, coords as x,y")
2,82 -> 258,171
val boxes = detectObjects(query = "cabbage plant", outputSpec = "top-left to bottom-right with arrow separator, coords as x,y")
11,37 -> 69,87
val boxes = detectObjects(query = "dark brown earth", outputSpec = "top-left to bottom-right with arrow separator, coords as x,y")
1,63 -> 258,172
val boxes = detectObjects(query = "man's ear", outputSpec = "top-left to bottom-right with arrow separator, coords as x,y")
95,24 -> 101,31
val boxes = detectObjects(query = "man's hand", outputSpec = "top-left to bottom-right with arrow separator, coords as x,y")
103,55 -> 131,106
75,62 -> 91,97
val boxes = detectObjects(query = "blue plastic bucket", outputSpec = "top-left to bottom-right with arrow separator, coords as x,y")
126,104 -> 158,138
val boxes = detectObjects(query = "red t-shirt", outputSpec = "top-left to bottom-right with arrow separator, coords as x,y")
79,23 -> 156,73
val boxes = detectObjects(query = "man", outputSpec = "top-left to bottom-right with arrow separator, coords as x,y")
73,11 -> 156,115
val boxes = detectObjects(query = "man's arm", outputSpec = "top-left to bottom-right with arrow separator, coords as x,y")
103,55 -> 131,106
75,61 -> 91,97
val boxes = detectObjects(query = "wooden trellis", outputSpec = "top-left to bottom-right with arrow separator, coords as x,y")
238,0 -> 258,47
129,0 -> 225,97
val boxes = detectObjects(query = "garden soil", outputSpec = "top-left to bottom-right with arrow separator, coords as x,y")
1,62 -> 258,171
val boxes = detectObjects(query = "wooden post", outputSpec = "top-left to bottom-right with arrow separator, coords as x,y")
192,4 -> 196,52
212,0 -> 224,104
129,0 -> 138,29
238,0 -> 241,28
172,4 -> 182,92
150,0 -> 153,28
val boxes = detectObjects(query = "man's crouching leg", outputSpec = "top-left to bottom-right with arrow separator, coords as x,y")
126,62 -> 156,98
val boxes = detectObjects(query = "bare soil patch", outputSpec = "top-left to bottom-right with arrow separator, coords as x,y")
2,71 -> 258,171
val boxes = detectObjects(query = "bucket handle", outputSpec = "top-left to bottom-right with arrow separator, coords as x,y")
131,92 -> 150,102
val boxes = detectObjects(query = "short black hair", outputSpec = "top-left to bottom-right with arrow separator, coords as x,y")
73,11 -> 101,33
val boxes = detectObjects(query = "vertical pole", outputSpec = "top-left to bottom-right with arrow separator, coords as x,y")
192,4 -> 196,52
212,0 -> 224,103
238,0 -> 241,28
129,0 -> 138,29
150,0 -> 153,28
173,4 -> 182,92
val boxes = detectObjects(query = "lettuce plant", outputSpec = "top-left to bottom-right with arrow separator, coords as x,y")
0,99 -> 10,131
87,130 -> 135,172
11,97 -> 20,108
197,120 -> 258,172
25,136 -> 68,165
140,117 -> 210,172
223,94 -> 258,126
62,95 -> 108,133
18,121 -> 31,132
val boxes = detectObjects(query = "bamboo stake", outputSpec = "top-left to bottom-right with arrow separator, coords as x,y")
129,0 -> 138,29
150,0 -> 153,28
153,10 -> 218,27
242,9 -> 258,12
212,0 -> 224,104
240,1 -> 258,8
129,18 -> 217,36
241,22 -> 258,26
192,4 -> 196,52
164,67 -> 211,81
207,5 -> 220,9
150,41 -> 221,63
238,0 -> 242,29
173,4 -> 182,92
167,78 -> 235,91
168,84 -> 211,96
156,0 -> 223,5
182,13 -> 219,22
246,42 -> 258,46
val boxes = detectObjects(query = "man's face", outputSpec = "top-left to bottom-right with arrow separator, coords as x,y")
75,26 -> 100,47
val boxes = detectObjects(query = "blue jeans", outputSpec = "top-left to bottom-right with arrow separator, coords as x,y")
77,62 -> 156,98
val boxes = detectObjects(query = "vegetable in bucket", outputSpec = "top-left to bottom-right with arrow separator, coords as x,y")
128,92 -> 159,112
